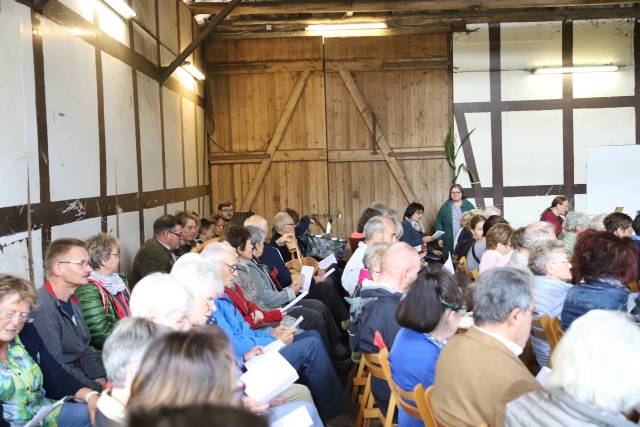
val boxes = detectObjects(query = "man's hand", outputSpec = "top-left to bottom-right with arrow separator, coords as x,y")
251,310 -> 264,323
269,395 -> 286,407
270,325 -> 294,345
243,346 -> 264,362
423,235 -> 435,243
289,277 -> 303,294
275,233 -> 295,246
87,393 -> 98,425
242,396 -> 269,414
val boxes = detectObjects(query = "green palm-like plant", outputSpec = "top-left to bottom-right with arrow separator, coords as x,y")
444,128 -> 478,185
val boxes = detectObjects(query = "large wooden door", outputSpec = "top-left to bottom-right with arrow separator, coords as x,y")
207,34 -> 452,237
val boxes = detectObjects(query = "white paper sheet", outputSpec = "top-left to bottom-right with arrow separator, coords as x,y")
291,315 -> 304,330
300,266 -> 314,292
245,340 -> 286,370
280,290 -> 309,314
318,254 -> 337,270
443,255 -> 455,274
240,351 -> 299,403
536,366 -> 552,386
320,268 -> 335,280
25,397 -> 67,427
431,230 -> 445,239
271,404 -> 314,427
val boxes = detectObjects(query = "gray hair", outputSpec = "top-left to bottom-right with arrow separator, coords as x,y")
473,267 -> 533,325
85,233 -> 119,269
528,240 -> 567,276
588,213 -> 607,231
200,241 -> 236,265
246,226 -> 266,246
548,310 -> 640,413
244,215 -> 268,234
171,253 -> 224,298
386,214 -> 404,239
563,211 -> 588,233
522,221 -> 555,250
363,216 -> 387,241
103,317 -> 161,388
363,242 -> 390,274
272,212 -> 294,234
130,273 -> 194,319
482,206 -> 502,217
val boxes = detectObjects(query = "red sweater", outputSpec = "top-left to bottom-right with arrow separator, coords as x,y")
224,283 -> 283,328
540,210 -> 563,236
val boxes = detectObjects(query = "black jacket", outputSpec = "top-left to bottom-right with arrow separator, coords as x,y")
348,285 -> 403,353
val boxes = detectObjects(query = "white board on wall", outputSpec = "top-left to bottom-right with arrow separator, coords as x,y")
586,144 -> 640,216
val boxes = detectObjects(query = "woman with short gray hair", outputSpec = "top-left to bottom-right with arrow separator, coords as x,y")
559,211 -> 589,257
527,240 -> 573,368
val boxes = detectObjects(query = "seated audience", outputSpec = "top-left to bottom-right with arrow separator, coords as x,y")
389,269 -> 467,427
506,221 -> 556,271
527,240 -> 573,368
130,215 -> 183,287
218,201 -> 235,226
479,223 -> 513,273
32,238 -> 106,390
561,230 -> 638,329
95,317 -> 161,427
588,213 -> 607,231
466,215 -> 507,271
174,210 -> 200,257
127,405 -> 267,427
1,274 -> 96,426
431,268 -> 540,427
349,243 -> 421,413
604,212 -> 640,278
170,253 -> 222,327
129,273 -> 193,331
558,211 -> 588,257
195,218 -> 215,244
212,214 -> 227,238
400,202 -> 434,247
633,211 -> 640,240
482,206 -> 502,217
454,210 -> 481,258
349,207 -> 382,252
202,243 -> 351,421
356,242 -> 389,289
284,207 -> 318,256
342,216 -> 398,295
245,215 -> 296,289
127,327 -> 323,426
505,227 -> 526,270
540,196 -> 569,236
506,310 -> 640,427
75,233 -> 131,358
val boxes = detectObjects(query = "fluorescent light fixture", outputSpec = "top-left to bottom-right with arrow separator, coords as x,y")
103,0 -> 137,19
305,22 -> 387,31
533,65 -> 619,75
182,61 -> 206,81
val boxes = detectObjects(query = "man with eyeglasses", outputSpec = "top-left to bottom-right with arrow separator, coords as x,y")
30,238 -> 107,391
218,202 -> 235,226
130,215 -> 183,287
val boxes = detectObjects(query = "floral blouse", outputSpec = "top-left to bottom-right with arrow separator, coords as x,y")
0,337 -> 60,426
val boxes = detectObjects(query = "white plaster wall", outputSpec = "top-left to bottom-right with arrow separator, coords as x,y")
167,202 -> 185,216
0,230 -> 44,288
503,196 -> 557,228
162,87 -> 184,189
43,17 -> 100,202
51,217 -> 102,241
454,112 -> 493,188
96,2 -> 130,47
133,22 -> 158,65
453,24 -> 490,103
59,0 -> 94,22
182,98 -> 198,187
143,206 -> 165,240
0,1 -> 40,208
102,52 -> 137,195
137,71 -> 164,192
107,211 -> 139,274
186,198 -> 199,214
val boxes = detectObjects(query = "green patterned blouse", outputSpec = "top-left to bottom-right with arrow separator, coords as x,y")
0,337 -> 61,426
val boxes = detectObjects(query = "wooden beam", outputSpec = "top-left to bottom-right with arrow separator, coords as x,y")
205,59 -> 323,74
189,0 -> 637,16
210,149 -> 327,164
206,27 -> 457,39
328,148 -> 447,162
239,70 -> 312,211
160,0 -> 243,82
338,70 -> 419,202
326,58 -> 450,72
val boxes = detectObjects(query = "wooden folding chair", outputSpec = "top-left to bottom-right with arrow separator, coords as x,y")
377,346 -> 422,424
539,315 -> 563,356
413,384 -> 438,427
628,280 -> 640,292
356,352 -> 397,427
350,354 -> 368,407
457,256 -> 468,272
470,269 -> 479,280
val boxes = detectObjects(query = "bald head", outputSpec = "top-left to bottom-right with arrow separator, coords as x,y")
244,215 -> 268,234
379,242 -> 421,293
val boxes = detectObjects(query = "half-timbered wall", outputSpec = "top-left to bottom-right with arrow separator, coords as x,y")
0,0 -> 209,285
207,34 -> 453,237
454,19 -> 637,227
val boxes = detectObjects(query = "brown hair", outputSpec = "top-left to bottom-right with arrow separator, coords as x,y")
485,223 -> 513,249
44,238 -> 86,276
128,326 -> 236,411
176,210 -> 200,228
572,230 -> 638,285
469,214 -> 486,232
0,274 -> 37,307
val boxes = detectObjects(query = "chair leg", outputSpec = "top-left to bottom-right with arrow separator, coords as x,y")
383,393 -> 397,427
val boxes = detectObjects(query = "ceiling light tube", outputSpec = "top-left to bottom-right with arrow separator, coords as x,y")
305,22 -> 387,31
103,0 -> 137,19
182,61 -> 206,81
533,65 -> 619,75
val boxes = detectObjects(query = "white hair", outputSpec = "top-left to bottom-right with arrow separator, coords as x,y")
272,212 -> 293,234
244,215 -> 268,233
588,213 -> 607,231
200,241 -> 235,266
129,273 -> 193,319
171,253 -> 224,298
482,206 -> 502,217
547,310 -> 640,413
523,221 -> 555,249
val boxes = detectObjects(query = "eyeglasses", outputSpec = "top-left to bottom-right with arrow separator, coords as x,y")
450,191 -> 462,194
282,223 -> 295,227
224,263 -> 238,273
0,311 -> 33,323
550,259 -> 572,266
109,252 -> 120,258
220,208 -> 234,212
57,260 -> 91,268
168,231 -> 183,238
439,295 -> 467,315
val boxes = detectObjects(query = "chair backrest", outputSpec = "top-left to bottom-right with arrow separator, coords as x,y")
457,256 -> 468,272
413,384 -> 439,427
530,316 -> 546,341
377,347 -> 422,420
539,315 -> 563,354
470,269 -> 479,280
362,352 -> 386,381
629,280 -> 640,292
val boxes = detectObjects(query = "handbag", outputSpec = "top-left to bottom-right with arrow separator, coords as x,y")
307,234 -> 347,260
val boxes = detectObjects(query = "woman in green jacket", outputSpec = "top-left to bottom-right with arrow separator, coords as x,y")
75,234 -> 131,359
435,184 -> 476,257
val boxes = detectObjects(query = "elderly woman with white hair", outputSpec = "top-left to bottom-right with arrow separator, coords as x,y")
506,310 -> 640,426
527,240 -> 573,368
559,211 -> 589,257
128,273 -> 193,331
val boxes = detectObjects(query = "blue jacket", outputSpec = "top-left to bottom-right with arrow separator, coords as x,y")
209,296 -> 275,358
561,278 -> 630,330
260,243 -> 293,287
400,220 -> 423,247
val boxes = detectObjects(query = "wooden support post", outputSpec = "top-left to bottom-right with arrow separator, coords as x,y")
239,70 -> 312,211
338,70 -> 419,203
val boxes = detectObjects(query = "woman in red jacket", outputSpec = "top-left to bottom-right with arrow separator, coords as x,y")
540,195 -> 570,236
223,281 -> 283,329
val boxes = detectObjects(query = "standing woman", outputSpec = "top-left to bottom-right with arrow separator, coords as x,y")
75,233 -> 131,358
435,184 -> 475,256
540,196 -> 569,236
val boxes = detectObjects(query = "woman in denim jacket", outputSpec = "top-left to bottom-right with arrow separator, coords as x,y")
561,230 -> 639,330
